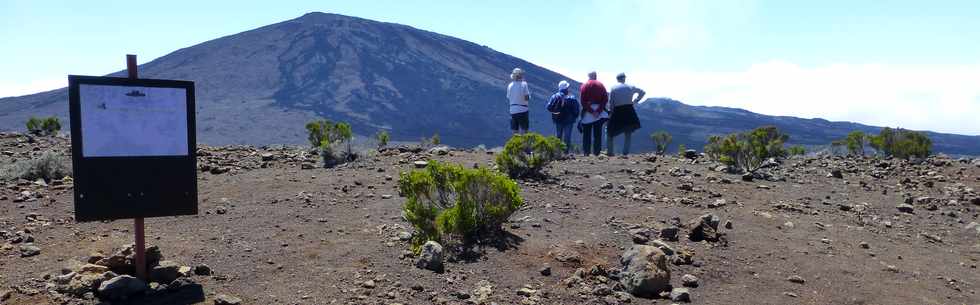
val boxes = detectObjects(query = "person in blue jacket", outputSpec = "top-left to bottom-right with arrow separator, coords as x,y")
547,80 -> 580,154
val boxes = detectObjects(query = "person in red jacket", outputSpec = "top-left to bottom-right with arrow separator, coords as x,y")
579,71 -> 609,156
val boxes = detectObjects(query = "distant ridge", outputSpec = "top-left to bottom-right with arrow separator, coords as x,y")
1,12 -> 978,155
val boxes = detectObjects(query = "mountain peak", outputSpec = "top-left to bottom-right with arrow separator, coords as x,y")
293,12 -> 362,24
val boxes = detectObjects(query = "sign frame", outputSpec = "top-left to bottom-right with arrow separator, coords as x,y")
68,75 -> 198,222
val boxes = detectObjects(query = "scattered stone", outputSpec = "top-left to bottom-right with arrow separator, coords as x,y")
415,241 -> 444,272
214,294 -> 243,305
260,153 -> 275,161
428,146 -> 450,155
19,244 -> 41,257
829,169 -> 843,179
619,245 -> 671,298
472,280 -> 493,303
687,213 -> 721,242
787,275 -> 805,284
97,275 -> 146,300
920,232 -> 942,243
539,266 -> 552,276
708,199 -> 727,208
194,264 -> 212,276
681,274 -> 699,287
659,226 -> 679,241
149,260 -> 181,284
80,264 -> 109,274
859,242 -> 870,249
669,287 -> 691,302
361,280 -> 376,289
741,173 -> 754,182
396,231 -> 412,241
549,245 -> 583,264
413,161 -> 429,168
896,204 -> 914,214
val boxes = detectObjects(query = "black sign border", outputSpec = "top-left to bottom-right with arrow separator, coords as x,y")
68,75 -> 198,222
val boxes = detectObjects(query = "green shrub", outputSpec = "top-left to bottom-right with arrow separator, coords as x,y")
869,128 -> 931,159
376,130 -> 390,149
705,126 -> 789,173
843,131 -> 867,156
305,119 -> 355,167
26,116 -> 60,136
431,133 -> 440,146
400,161 -> 523,249
677,143 -> 688,157
1,151 -> 71,182
495,133 -> 564,178
650,131 -> 672,155
788,145 -> 806,156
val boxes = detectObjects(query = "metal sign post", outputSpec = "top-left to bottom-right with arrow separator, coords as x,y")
126,54 -> 148,280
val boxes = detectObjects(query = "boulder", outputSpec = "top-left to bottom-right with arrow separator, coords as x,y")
150,260 -> 181,284
58,271 -> 115,297
428,146 -> 450,156
658,226 -> 679,241
97,275 -> 146,300
681,274 -> 699,287
415,241 -> 444,272
619,245 -> 671,298
194,264 -> 213,276
670,287 -> 691,302
687,214 -> 721,242
19,244 -> 41,257
829,169 -> 843,179
682,149 -> 698,159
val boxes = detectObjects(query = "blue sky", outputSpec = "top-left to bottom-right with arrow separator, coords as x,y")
2,0 -> 979,134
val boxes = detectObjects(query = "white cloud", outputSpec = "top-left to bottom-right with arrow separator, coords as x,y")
0,78 -> 65,98
557,61 -> 980,135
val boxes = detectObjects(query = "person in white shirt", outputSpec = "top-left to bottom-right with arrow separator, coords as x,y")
506,68 -> 531,135
606,72 -> 645,156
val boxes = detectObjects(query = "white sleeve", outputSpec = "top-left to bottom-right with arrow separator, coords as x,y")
522,82 -> 530,97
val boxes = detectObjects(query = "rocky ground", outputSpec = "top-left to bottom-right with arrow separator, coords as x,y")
1,131 -> 979,305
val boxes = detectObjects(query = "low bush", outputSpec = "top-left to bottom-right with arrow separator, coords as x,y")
1,151 -> 71,182
704,126 -> 789,173
305,119 -> 355,167
376,130 -> 390,150
842,131 -> 868,156
869,128 -> 931,159
26,116 -> 61,136
788,145 -> 806,156
495,133 -> 564,179
650,131 -> 672,155
400,161 -> 523,249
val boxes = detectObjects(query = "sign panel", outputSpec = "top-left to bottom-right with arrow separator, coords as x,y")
68,75 -> 198,221
79,84 -> 189,157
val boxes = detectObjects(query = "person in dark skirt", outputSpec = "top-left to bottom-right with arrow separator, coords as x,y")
579,71 -> 609,156
606,72 -> 645,156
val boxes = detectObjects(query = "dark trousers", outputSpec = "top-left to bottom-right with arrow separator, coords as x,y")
582,120 -> 605,156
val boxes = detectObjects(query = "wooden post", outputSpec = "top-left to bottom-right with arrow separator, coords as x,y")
127,54 -> 147,280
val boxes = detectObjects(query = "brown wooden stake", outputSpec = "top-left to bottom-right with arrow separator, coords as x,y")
126,54 -> 147,280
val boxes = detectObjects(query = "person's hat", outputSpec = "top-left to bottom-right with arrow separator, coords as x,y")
558,80 -> 570,90
616,72 -> 626,79
511,68 -> 524,80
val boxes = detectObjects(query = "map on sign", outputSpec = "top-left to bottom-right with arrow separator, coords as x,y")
79,84 -> 188,157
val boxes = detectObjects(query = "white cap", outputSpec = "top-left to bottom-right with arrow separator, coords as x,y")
558,80 -> 570,90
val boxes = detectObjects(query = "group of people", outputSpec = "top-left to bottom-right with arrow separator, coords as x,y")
506,68 -> 645,156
